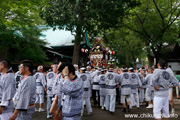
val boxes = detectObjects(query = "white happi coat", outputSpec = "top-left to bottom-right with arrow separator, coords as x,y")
13,75 -> 36,120
145,74 -> 154,91
98,74 -> 107,96
0,69 -> 15,114
79,72 -> 92,97
34,72 -> 46,94
105,71 -> 119,96
46,71 -> 55,97
52,73 -> 62,96
119,72 -> 131,95
92,70 -> 101,90
151,68 -> 179,97
130,73 -> 142,94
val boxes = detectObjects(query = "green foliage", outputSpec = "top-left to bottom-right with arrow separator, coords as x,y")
178,38 -> 180,45
14,27 -> 47,63
0,0 -> 49,63
120,0 -> 180,65
0,0 -> 48,27
43,62 -> 53,65
0,25 -> 48,63
41,0 -> 140,64
105,28 -> 146,67
41,0 -> 139,36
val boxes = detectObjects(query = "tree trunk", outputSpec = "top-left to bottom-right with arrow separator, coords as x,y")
148,55 -> 154,67
72,41 -> 80,65
130,51 -> 136,68
154,55 -> 159,68
72,26 -> 81,65
0,45 -> 8,58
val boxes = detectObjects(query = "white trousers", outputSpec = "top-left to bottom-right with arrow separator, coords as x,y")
130,93 -> 139,108
35,93 -> 44,104
100,96 -> 106,107
105,95 -> 116,112
153,96 -> 169,119
82,97 -> 92,114
139,88 -> 145,103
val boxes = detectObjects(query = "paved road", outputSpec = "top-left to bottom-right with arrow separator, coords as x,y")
33,98 -> 180,120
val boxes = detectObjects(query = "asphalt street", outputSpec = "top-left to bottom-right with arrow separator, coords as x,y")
32,98 -> 180,120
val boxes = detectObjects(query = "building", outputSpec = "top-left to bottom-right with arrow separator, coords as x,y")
39,26 -> 91,66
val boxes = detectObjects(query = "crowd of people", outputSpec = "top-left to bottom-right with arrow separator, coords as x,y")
0,58 -> 180,120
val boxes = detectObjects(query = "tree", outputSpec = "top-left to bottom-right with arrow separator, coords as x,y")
41,0 -> 140,64
121,0 -> 180,66
0,0 -> 48,27
0,22 -> 47,63
0,0 -> 48,63
105,28 -> 146,67
11,27 -> 47,63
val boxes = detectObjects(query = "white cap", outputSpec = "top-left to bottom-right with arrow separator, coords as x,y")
80,67 -> 86,71
121,67 -> 127,71
128,67 -> 133,71
86,66 -> 91,69
73,64 -> 78,68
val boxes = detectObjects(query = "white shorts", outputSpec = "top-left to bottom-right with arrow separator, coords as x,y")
153,96 -> 169,119
35,93 -> 44,103
145,89 -> 154,101
121,95 -> 131,103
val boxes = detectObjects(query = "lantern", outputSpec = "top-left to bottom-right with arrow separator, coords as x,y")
112,51 -> 115,55
81,48 -> 85,53
106,47 -> 109,51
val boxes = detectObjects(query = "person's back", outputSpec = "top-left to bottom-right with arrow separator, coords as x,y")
91,69 -> 101,107
151,60 -> 179,120
129,69 -> 142,109
46,71 -> 55,97
145,74 -> 153,90
130,72 -> 142,94
144,68 -> 154,108
119,72 -> 131,95
119,68 -> 131,112
151,69 -> 177,97
104,67 -> 119,114
79,72 -> 91,97
105,71 -> 119,95
34,69 -> 46,112
52,73 -> 62,96
46,71 -> 55,118
98,71 -> 107,110
92,70 -> 101,90
79,69 -> 93,115
34,72 -> 46,94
